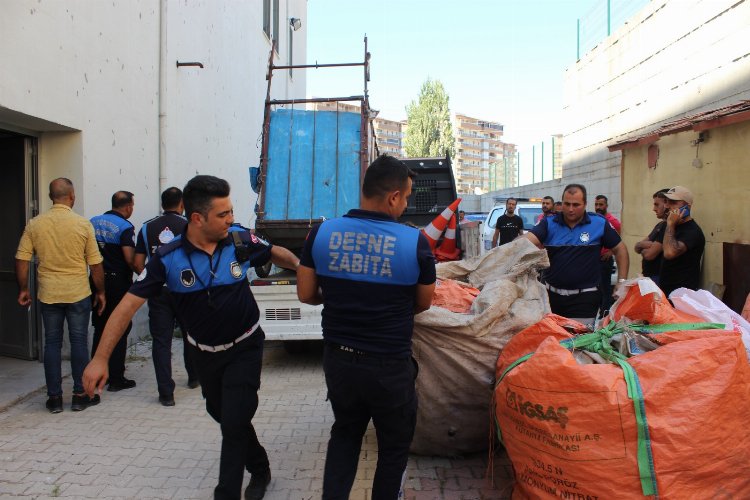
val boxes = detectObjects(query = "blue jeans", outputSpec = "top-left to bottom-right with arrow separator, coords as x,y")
40,297 -> 92,397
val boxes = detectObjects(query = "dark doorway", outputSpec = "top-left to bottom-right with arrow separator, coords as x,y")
0,132 -> 38,359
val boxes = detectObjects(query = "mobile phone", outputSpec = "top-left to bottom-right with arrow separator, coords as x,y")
679,205 -> 691,219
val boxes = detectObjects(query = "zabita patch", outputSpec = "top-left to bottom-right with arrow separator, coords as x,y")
180,269 -> 196,287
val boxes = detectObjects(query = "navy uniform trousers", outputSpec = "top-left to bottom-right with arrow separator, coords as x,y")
322,344 -> 418,500
191,332 -> 269,500
148,286 -> 197,396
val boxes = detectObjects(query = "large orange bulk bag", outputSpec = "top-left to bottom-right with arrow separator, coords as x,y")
494,318 -> 750,498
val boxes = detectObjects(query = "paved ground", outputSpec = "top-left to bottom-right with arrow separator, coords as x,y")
0,340 -> 513,499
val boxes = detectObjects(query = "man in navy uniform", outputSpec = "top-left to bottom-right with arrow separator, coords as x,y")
84,175 -> 299,500
90,191 -> 138,391
133,187 -> 198,407
525,183 -> 629,323
297,155 -> 436,499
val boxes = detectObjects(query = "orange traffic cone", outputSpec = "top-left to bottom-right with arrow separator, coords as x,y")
421,198 -> 462,251
435,214 -> 461,262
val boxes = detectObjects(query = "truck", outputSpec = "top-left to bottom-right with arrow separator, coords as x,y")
249,41 -> 463,351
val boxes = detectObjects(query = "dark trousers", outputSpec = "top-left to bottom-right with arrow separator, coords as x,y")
148,287 -> 197,396
192,334 -> 269,500
322,344 -> 417,500
599,257 -> 615,311
548,289 -> 602,320
91,273 -> 132,383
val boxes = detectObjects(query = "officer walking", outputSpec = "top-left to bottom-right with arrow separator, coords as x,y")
297,155 -> 437,500
90,190 -> 138,392
84,175 -> 299,500
133,187 -> 198,407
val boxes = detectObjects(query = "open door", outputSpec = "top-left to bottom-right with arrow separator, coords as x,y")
0,133 -> 39,359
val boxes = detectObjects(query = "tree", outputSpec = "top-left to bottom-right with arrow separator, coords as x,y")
403,78 -> 455,159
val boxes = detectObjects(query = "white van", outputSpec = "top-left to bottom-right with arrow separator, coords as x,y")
482,200 -> 544,252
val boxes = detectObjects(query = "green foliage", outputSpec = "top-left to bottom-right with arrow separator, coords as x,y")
403,79 -> 455,159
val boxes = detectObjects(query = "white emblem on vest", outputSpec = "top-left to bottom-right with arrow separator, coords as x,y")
158,227 -> 175,244
579,232 -> 590,243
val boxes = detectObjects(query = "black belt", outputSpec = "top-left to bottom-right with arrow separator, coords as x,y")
326,343 -> 408,365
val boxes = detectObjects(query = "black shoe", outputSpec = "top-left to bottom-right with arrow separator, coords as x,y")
71,394 -> 101,411
158,394 -> 175,407
46,396 -> 63,414
244,468 -> 271,500
187,379 -> 200,389
107,378 -> 136,392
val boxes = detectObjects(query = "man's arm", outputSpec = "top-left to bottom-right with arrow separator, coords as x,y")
611,241 -> 630,280
270,245 -> 300,270
634,238 -> 651,254
133,253 -> 147,274
491,227 -> 500,248
742,292 -> 750,322
122,246 -> 137,273
83,292 -> 146,396
414,283 -> 435,314
89,263 -> 106,315
296,264 -> 323,305
524,232 -> 544,249
662,219 -> 688,260
15,259 -> 32,307
640,241 -> 663,261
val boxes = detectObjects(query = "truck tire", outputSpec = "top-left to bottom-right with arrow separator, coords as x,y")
255,260 -> 273,278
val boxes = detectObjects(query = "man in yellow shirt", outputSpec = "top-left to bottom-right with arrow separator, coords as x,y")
15,178 -> 106,413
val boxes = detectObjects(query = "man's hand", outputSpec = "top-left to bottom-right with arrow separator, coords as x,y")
601,250 -> 613,261
17,290 -> 32,307
83,357 -> 109,397
666,208 -> 682,226
93,291 -> 106,316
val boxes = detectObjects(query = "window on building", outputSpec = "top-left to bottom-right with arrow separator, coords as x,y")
263,0 -> 280,53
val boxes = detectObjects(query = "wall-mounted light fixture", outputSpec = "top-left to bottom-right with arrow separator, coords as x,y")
290,17 -> 302,31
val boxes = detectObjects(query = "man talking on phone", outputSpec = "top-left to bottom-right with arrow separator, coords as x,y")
660,186 -> 705,298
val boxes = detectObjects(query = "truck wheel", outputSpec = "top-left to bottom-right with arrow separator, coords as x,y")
255,260 -> 273,278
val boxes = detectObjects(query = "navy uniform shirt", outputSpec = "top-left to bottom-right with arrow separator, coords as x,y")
529,212 -> 621,290
135,211 -> 187,259
129,227 -> 273,346
300,209 -> 436,357
90,211 -> 135,274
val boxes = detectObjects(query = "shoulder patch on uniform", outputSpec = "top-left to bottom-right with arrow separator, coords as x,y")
156,237 -> 183,257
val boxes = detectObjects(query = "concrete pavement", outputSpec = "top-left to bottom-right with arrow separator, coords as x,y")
0,340 -> 513,499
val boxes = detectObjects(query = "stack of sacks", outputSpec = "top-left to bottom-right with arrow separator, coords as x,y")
493,283 -> 750,498
410,238 -> 550,456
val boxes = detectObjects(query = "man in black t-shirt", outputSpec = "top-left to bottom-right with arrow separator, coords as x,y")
634,188 -> 669,284
660,186 -> 705,297
491,198 -> 524,247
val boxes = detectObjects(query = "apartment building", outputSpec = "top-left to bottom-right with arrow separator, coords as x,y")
452,113 -> 517,194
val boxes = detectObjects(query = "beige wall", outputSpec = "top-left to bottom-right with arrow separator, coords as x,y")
621,120 -> 750,289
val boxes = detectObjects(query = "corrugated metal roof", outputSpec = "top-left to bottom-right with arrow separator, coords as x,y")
609,100 -> 750,151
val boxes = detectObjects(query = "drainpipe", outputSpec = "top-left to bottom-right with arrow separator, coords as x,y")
158,0 -> 168,194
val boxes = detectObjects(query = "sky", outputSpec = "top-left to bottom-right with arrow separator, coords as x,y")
305,0 -> 647,185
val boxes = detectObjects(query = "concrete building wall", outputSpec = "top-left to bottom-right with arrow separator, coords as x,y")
0,0 -> 307,227
1,0 -> 306,340
485,0 -> 750,222
621,120 -> 750,289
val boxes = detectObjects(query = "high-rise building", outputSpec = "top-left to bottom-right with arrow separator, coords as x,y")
551,133 -> 563,179
452,113 -> 517,194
